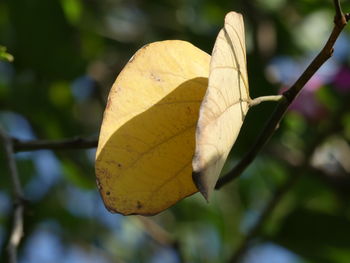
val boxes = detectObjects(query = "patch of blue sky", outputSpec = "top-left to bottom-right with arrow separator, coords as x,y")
61,245 -> 110,263
267,33 -> 349,89
268,54 -> 340,88
24,150 -> 62,200
62,185 -> 123,231
20,224 -> 64,263
71,75 -> 95,102
20,221 -> 111,263
150,247 -> 180,263
64,185 -> 100,218
267,56 -> 300,86
94,195 -> 123,229
85,148 -> 96,164
0,191 -> 11,215
332,33 -> 350,62
0,111 -> 35,140
243,243 -> 301,263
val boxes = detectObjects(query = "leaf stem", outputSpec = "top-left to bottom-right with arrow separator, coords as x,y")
249,95 -> 283,107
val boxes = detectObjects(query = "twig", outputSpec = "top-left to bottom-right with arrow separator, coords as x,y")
12,136 -> 98,152
333,0 -> 343,21
0,128 -> 25,263
216,1 -> 348,190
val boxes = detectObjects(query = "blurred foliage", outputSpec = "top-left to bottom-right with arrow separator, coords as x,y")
1,0 -> 350,262
0,46 -> 13,62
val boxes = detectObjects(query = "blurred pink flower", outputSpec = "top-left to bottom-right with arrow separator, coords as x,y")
289,89 -> 328,121
280,75 -> 328,121
332,66 -> 350,93
304,75 -> 324,92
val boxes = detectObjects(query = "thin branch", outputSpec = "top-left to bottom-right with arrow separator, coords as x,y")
215,98 -> 287,189
0,128 -> 25,263
333,0 -> 343,21
12,136 -> 98,152
216,3 -> 348,190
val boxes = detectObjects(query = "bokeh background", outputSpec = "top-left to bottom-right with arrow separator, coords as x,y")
1,0 -> 350,262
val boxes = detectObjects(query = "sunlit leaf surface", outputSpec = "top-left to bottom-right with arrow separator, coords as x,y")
96,40 -> 210,215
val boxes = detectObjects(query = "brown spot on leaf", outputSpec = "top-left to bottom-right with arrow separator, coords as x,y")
106,191 -> 110,196
136,201 -> 142,209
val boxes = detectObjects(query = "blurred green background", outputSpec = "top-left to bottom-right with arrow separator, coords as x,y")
1,0 -> 350,262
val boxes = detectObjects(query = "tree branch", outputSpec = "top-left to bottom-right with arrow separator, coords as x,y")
333,0 -> 343,21
216,2 -> 348,190
0,128 -> 25,263
12,136 -> 98,152
227,80 -> 347,263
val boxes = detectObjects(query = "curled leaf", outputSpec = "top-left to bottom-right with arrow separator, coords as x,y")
192,12 -> 250,200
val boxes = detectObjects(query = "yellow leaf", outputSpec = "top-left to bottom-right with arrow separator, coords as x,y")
192,12 -> 250,200
96,40 -> 210,215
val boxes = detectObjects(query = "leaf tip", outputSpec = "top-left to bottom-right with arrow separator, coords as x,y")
192,171 -> 210,201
